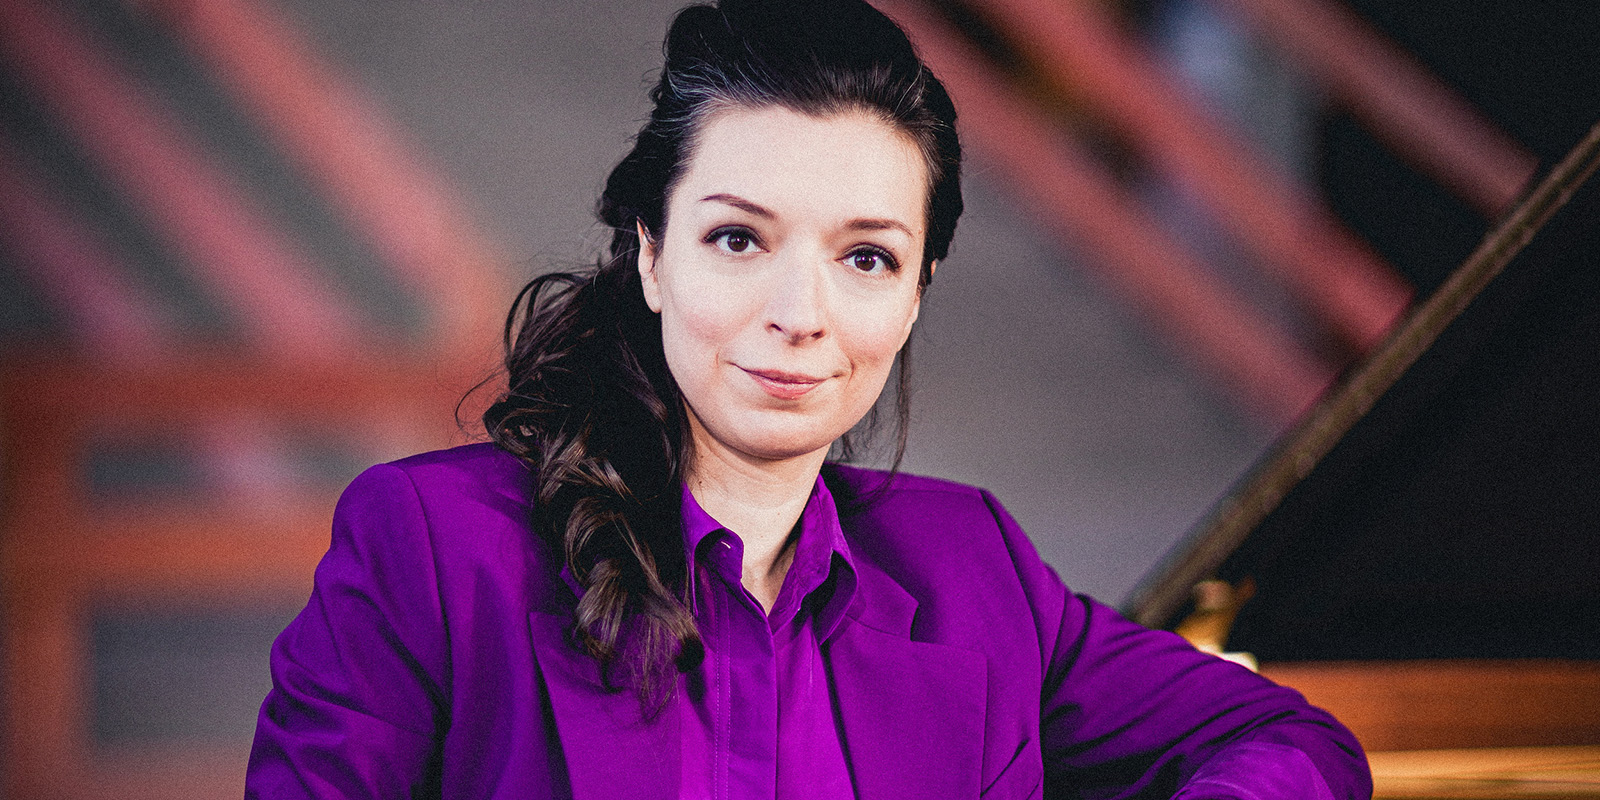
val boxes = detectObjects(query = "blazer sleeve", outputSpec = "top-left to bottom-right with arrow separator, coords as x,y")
979,491 -> 1371,800
246,463 -> 450,799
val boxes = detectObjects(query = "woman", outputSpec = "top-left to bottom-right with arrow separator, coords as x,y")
247,0 -> 1369,797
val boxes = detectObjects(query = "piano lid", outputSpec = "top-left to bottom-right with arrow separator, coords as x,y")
1127,121 -> 1600,662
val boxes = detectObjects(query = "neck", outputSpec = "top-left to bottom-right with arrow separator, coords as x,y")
684,419 -> 828,613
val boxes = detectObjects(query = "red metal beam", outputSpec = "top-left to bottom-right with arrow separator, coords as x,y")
963,0 -> 1413,352
141,0 -> 508,355
0,0 -> 364,359
1218,0 -> 1537,217
0,138 -> 170,359
876,0 -> 1336,424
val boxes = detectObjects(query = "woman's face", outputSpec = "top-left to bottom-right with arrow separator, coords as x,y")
639,105 -> 928,468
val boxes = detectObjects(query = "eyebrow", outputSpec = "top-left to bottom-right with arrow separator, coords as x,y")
844,218 -> 916,238
699,193 -> 916,238
700,193 -> 774,219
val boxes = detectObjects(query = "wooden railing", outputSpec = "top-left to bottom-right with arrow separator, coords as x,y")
0,355 -> 486,799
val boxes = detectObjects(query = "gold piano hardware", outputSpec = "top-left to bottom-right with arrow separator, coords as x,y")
1173,578 -> 1258,671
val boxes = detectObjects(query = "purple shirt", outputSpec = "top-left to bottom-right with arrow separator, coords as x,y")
677,478 -> 855,800
245,444 -> 1370,799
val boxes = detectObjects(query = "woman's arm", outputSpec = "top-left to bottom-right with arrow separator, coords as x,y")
981,490 -> 1371,800
246,464 -> 450,799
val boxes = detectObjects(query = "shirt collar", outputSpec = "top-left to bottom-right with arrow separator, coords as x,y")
680,473 -> 858,640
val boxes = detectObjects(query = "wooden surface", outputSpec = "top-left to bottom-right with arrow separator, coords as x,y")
1262,661 -> 1600,752
1371,746 -> 1600,799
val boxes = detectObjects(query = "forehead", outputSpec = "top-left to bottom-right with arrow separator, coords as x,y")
672,105 -> 929,229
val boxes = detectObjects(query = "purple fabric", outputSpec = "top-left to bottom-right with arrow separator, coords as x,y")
246,443 -> 1371,799
676,479 -> 854,800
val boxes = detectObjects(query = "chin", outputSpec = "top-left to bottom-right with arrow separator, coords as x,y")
736,434 -> 838,462
725,416 -> 850,462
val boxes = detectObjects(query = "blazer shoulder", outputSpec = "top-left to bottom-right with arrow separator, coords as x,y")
368,442 -> 534,527
335,443 -> 554,591
825,462 -> 991,503
386,441 -> 530,496
824,463 -> 1022,571
826,463 -> 1009,534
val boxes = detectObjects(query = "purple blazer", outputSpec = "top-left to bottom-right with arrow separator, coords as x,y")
247,443 -> 1369,799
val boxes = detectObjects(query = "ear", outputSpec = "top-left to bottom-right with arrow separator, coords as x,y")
910,260 -> 937,327
636,219 -> 663,313
903,263 -> 927,338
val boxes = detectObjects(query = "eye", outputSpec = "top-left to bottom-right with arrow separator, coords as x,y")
845,245 -> 899,274
706,226 -> 763,254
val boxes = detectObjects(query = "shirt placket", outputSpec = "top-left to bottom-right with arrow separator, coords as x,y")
709,535 -> 780,800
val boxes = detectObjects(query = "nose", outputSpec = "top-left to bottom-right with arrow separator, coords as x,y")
765,255 -> 827,344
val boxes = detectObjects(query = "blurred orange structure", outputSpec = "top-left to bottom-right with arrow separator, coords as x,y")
0,357 -> 485,797
0,0 -> 505,791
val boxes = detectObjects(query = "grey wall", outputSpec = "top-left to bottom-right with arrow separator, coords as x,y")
280,0 -> 1274,604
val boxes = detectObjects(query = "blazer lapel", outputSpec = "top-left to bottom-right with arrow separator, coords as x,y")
528,610 -> 680,800
827,561 -> 989,800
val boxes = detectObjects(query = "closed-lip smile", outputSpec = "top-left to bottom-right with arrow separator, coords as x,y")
740,367 -> 826,400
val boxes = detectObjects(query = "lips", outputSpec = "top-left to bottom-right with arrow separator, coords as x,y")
740,367 -> 827,400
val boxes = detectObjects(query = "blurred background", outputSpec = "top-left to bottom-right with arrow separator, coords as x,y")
1,0 -> 1595,795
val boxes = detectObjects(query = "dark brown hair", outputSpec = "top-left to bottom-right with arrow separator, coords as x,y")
484,0 -> 963,708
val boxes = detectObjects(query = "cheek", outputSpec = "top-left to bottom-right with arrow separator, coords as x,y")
839,296 -> 919,368
658,279 -> 751,375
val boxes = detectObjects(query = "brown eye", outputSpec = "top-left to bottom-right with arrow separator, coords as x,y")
708,226 -> 762,254
846,246 -> 897,274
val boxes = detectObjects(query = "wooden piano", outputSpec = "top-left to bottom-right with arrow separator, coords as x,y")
1126,120 -> 1600,799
